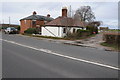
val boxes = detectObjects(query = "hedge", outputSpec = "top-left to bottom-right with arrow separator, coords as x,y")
103,33 -> 120,46
86,26 -> 98,34
65,29 -> 91,39
76,29 -> 91,37
24,28 -> 39,34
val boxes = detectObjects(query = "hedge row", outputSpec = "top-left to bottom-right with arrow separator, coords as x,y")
103,33 -> 120,45
76,29 -> 91,37
66,29 -> 91,39
86,26 -> 98,34
24,28 -> 39,34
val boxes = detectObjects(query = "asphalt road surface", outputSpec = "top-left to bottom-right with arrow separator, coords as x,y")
2,34 -> 119,78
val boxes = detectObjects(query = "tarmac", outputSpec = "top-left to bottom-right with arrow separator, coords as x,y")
18,33 -> 116,52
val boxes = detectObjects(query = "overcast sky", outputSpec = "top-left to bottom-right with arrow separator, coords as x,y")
0,1 -> 119,29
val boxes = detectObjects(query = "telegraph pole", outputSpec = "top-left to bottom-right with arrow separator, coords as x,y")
70,5 -> 71,17
2,19 -> 4,24
9,17 -> 10,27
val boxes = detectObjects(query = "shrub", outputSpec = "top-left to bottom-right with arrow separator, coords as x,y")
103,33 -> 120,47
2,26 -> 8,29
76,29 -> 90,37
24,28 -> 38,34
65,29 -> 91,39
86,26 -> 98,34
77,29 -> 90,33
16,26 -> 20,31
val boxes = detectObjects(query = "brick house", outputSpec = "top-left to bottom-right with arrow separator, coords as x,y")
20,11 -> 53,33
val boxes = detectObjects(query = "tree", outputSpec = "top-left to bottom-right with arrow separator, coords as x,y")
74,6 -> 95,22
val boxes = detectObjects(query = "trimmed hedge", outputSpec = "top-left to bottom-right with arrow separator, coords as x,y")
65,29 -> 91,39
76,29 -> 91,37
86,26 -> 98,34
24,28 -> 39,34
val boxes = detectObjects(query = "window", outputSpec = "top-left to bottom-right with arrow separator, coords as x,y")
32,21 -> 36,25
63,28 -> 66,33
32,20 -> 36,25
73,28 -> 76,33
24,20 -> 26,24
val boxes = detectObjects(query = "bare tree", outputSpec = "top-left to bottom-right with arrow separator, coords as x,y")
74,6 -> 95,22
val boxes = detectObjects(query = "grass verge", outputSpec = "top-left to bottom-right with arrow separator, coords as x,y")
22,33 -> 64,40
22,33 -> 97,40
101,42 -> 120,52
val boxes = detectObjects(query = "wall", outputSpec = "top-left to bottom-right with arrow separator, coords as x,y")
42,26 -> 63,37
41,26 -> 84,38
36,20 -> 44,27
20,20 -> 32,33
20,20 -> 45,33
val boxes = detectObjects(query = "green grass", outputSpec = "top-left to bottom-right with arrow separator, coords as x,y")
107,29 -> 120,32
22,33 -> 97,40
101,42 -> 120,51
22,33 -> 64,40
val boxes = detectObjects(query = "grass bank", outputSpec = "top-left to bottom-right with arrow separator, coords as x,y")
22,33 -> 97,40
101,42 -> 120,52
22,33 -> 64,40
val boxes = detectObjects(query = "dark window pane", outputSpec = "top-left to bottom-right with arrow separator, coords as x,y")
63,28 -> 66,33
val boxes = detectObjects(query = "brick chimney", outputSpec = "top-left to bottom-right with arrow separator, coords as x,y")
47,14 -> 50,17
33,11 -> 37,15
62,7 -> 67,17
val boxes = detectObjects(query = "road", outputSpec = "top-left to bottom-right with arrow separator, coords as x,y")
2,34 -> 119,78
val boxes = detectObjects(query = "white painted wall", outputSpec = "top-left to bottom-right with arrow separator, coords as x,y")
42,26 -> 86,38
42,26 -> 63,37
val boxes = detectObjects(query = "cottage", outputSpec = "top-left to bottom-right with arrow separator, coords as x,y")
20,11 -> 53,33
42,7 -> 87,37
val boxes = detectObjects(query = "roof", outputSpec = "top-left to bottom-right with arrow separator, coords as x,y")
20,14 -> 54,21
73,20 -> 88,27
45,16 -> 87,27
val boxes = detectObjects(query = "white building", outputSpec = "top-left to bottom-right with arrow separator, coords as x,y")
42,7 -> 87,38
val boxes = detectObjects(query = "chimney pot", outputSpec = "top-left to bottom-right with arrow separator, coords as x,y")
33,11 -> 37,15
47,14 -> 50,17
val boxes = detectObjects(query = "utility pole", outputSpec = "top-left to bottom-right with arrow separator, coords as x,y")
2,19 -> 4,24
9,17 -> 10,27
70,5 -> 71,17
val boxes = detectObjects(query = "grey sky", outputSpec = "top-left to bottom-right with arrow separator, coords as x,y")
1,2 -> 118,29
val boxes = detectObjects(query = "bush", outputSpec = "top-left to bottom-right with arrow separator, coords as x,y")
76,29 -> 90,37
2,26 -> 8,29
103,33 -> 120,47
16,26 -> 20,31
65,29 -> 91,39
86,26 -> 98,34
77,29 -> 90,33
24,28 -> 38,34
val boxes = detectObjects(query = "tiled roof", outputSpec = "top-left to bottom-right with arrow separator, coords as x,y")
45,16 -> 87,27
20,14 -> 54,21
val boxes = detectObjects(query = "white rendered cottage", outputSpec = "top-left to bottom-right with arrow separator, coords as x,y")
41,7 -> 87,38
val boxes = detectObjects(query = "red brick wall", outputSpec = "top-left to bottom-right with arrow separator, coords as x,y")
20,20 -> 32,33
36,20 -> 44,26
20,20 -> 45,33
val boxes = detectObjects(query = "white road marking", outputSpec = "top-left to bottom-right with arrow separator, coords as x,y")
1,39 -> 119,70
